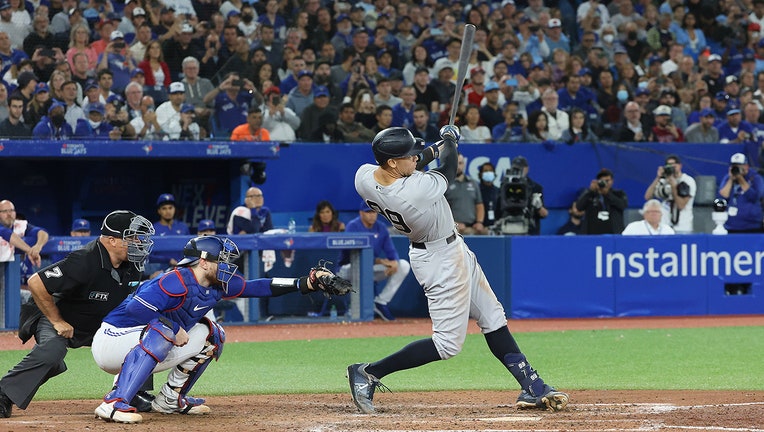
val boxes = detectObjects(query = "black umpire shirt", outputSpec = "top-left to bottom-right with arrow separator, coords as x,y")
25,239 -> 140,347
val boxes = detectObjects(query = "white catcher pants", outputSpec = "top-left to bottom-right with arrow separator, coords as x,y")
408,235 -> 507,360
92,319 -> 211,375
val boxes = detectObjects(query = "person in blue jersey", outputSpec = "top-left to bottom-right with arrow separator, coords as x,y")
719,153 -> 764,233
91,235 -> 346,423
148,193 -> 189,271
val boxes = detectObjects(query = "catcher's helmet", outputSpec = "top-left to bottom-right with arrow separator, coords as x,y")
371,127 -> 425,165
177,236 -> 240,292
713,198 -> 728,212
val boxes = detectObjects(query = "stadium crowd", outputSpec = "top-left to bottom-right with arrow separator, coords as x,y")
0,0 -> 761,152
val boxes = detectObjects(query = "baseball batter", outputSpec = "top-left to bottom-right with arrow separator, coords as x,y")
347,126 -> 569,413
91,235 -> 351,424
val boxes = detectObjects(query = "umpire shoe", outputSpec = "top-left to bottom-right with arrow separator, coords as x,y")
515,386 -> 569,412
95,401 -> 143,423
130,390 -> 155,412
373,303 -> 396,321
0,388 -> 12,418
347,363 -> 389,414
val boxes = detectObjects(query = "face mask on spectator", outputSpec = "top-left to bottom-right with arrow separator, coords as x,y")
603,34 -> 614,44
51,113 -> 65,127
482,171 -> 496,182
638,81 -> 648,89
89,119 -> 102,129
617,90 -> 629,103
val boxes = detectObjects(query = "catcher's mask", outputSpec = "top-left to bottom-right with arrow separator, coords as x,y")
177,236 -> 240,293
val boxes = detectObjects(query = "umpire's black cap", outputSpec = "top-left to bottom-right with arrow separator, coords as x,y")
100,210 -> 138,237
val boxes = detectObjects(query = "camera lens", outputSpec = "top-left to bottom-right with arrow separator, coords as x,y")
597,180 -> 607,188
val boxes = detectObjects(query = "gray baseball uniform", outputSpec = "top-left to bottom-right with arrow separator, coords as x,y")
355,164 -> 506,358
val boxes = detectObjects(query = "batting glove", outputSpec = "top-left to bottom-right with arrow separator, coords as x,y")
440,125 -> 460,141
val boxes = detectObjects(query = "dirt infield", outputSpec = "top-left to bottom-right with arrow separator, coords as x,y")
1,315 -> 763,431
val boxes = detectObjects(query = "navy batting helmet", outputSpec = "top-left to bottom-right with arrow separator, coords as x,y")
371,127 -> 425,165
177,236 -> 240,292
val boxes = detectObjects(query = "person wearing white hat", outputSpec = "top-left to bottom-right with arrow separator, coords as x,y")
649,104 -> 684,142
719,152 -> 764,233
155,81 -> 185,138
96,29 -> 137,94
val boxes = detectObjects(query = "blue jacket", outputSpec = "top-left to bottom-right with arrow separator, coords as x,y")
720,171 -> 764,231
32,116 -> 73,140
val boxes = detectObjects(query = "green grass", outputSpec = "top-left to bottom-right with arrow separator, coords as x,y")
3,326 -> 763,401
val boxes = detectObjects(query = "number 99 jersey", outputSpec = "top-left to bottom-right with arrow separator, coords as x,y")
355,164 -> 456,243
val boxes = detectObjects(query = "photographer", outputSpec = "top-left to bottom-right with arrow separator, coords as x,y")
495,156 -> 547,235
96,31 -> 136,95
492,102 -> 526,142
261,86 -> 300,142
104,94 -> 136,139
575,168 -> 628,235
718,153 -> 764,233
643,154 -> 696,233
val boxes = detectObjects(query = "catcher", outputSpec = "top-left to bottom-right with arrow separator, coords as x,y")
90,235 -> 351,423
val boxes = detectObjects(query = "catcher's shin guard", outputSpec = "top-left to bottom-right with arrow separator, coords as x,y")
504,353 -> 546,397
165,318 -> 224,400
106,320 -> 175,407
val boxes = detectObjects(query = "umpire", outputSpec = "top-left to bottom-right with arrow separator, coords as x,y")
0,210 -> 155,418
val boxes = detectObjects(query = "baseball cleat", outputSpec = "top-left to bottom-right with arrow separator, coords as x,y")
0,388 -> 12,418
129,390 -> 155,412
347,363 -> 388,414
95,401 -> 143,423
151,387 -> 210,415
516,387 -> 569,412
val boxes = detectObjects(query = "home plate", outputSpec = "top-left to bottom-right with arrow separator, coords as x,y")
478,416 -> 542,422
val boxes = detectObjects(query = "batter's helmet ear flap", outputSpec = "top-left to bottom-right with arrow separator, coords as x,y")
372,127 -> 424,165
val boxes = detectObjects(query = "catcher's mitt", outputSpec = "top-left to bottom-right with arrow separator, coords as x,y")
308,260 -> 354,297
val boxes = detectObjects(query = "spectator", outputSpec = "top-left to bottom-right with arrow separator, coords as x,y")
154,81 -> 187,137
744,102 -> 764,144
124,81 -> 143,120
649,104 -> 684,142
445,153 -> 488,235
464,66 -> 487,106
643,154 -> 696,234
230,106 -> 271,141
196,219 -> 216,236
337,102 -> 374,143
0,210 -> 152,419
371,104 -> 393,134
412,66 -> 439,114
23,82 -> 50,127
70,52 -> 91,90
718,105 -> 758,167
11,70 -> 37,110
431,64 -> 455,108
373,76 -> 401,108
0,0 -> 28,50
538,88 -> 568,140
226,187 -> 273,235
131,95 -> 163,140
22,14 -> 54,60
65,24 -> 95,72
556,202 -> 586,235
32,100 -> 73,139
283,69 -> 315,118
622,199 -> 676,235
340,56 -> 377,98
278,56 -> 307,96
391,85 -> 416,128
615,101 -> 649,142
257,0 -> 287,40
719,153 -> 764,233
177,104 -> 202,140
684,108 -> 719,143
138,40 -> 171,105
218,35 -> 256,82
337,201 -> 411,321
0,198 -> 48,300
49,3 -> 86,36
308,200 -> 345,232
353,88 -> 377,129
575,168 -> 628,235
250,23 -> 284,69
460,104 -> 491,143
150,193 -> 189,270
479,81 -> 504,131
162,23 -> 201,81
129,22 -> 152,63
297,85 -> 337,141
703,54 -> 725,97
525,110 -> 550,142
117,3 -> 145,39
96,30 -> 136,94
402,44 -> 432,86
477,162 -> 500,229
409,103 -> 439,142
74,102 -> 115,139
259,86 -> 298,142
203,72 -> 254,138
0,94 -> 28,137
493,102 -> 526,142
560,108 -> 597,144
